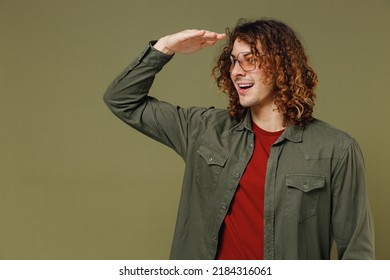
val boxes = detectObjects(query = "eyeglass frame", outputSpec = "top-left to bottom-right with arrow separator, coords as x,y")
229,51 -> 265,72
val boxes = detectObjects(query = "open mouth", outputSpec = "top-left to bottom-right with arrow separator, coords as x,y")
238,83 -> 254,90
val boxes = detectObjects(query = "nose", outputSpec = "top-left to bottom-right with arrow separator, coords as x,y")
230,60 -> 245,76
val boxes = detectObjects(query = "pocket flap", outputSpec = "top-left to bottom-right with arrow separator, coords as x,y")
286,174 -> 325,193
197,144 -> 228,167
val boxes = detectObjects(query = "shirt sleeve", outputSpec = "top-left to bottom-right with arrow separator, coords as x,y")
331,138 -> 375,259
103,42 -> 210,159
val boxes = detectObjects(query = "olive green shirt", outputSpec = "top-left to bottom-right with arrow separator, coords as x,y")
103,43 -> 375,260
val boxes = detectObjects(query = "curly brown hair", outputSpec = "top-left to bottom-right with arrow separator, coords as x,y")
212,19 -> 318,127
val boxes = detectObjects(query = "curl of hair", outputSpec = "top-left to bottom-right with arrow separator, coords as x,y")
212,19 -> 318,127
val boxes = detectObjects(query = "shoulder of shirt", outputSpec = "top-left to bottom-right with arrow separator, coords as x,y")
305,118 -> 354,140
189,106 -> 233,123
301,118 -> 358,158
187,106 -> 242,133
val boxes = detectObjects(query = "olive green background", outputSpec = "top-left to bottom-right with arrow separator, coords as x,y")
1,0 -> 389,259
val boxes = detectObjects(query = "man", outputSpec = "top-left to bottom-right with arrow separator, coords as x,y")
104,19 -> 375,259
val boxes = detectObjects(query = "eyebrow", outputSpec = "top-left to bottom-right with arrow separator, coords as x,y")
231,52 -> 266,58
230,51 -> 252,58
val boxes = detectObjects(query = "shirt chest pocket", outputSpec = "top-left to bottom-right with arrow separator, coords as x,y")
284,174 -> 325,222
196,144 -> 228,189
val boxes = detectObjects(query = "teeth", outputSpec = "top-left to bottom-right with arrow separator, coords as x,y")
238,83 -> 254,88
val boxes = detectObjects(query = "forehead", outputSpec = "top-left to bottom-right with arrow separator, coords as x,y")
231,38 -> 263,55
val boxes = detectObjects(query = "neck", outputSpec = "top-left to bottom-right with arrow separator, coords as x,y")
250,106 -> 284,132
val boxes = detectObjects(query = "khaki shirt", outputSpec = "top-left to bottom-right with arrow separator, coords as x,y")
104,43 -> 375,259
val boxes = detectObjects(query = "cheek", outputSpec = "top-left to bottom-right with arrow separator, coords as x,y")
230,76 -> 238,89
257,70 -> 274,86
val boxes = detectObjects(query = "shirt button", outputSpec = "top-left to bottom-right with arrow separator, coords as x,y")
303,184 -> 309,190
221,205 -> 227,210
208,157 -> 213,162
234,173 -> 240,178
249,143 -> 254,149
212,234 -> 217,241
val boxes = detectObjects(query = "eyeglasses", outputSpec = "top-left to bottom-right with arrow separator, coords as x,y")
229,52 -> 262,72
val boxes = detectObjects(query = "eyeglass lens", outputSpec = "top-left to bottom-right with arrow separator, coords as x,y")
229,52 -> 258,72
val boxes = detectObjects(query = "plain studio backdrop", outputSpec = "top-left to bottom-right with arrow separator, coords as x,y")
1,0 -> 389,259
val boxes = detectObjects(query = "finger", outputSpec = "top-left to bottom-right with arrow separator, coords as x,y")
216,33 -> 226,40
183,29 -> 207,39
201,39 -> 219,48
183,30 -> 225,44
200,32 -> 226,45
201,30 -> 221,39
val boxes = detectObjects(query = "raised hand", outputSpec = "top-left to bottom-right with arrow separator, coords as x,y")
153,29 -> 226,55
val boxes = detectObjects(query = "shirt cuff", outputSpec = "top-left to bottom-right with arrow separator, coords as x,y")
135,41 -> 174,67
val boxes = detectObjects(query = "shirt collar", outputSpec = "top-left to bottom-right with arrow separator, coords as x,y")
222,110 -> 304,143
277,124 -> 304,144
237,110 -> 253,131
220,110 -> 252,137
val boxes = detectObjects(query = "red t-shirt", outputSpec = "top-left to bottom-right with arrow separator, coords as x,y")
216,123 -> 284,260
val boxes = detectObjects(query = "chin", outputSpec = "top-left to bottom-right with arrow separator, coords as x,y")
238,98 -> 255,108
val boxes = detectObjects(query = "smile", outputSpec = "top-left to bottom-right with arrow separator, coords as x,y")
238,83 -> 254,89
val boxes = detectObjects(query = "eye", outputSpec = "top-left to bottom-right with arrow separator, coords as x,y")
244,54 -> 258,64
